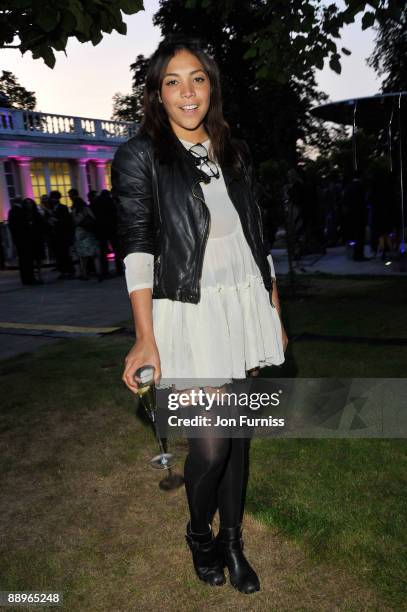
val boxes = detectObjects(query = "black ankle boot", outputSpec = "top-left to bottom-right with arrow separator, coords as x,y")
216,525 -> 260,594
185,522 -> 226,586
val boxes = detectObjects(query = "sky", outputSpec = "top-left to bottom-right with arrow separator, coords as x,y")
0,1 -> 382,120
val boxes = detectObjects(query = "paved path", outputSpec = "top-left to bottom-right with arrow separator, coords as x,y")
0,265 -> 130,361
272,246 -> 406,277
1,247 -> 405,361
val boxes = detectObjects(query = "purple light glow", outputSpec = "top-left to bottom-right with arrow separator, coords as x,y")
9,155 -> 32,163
5,141 -> 36,149
82,145 -> 112,153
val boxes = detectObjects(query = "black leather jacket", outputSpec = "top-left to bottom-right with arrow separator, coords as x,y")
111,131 -> 274,304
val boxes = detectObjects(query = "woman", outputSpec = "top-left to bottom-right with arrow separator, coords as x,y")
70,196 -> 101,280
111,36 -> 288,595
22,198 -> 46,283
8,197 -> 43,285
48,190 -> 75,279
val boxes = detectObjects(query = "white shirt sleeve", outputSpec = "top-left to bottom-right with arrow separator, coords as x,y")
267,253 -> 276,281
123,252 -> 154,295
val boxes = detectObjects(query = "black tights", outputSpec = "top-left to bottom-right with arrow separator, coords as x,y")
184,435 -> 251,532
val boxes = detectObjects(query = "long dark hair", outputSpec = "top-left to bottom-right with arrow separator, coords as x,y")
139,35 -> 245,175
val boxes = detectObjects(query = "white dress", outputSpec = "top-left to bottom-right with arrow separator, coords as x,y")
124,137 -> 285,390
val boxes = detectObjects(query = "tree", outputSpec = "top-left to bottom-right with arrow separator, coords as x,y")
184,0 -> 388,82
144,0 -> 331,282
112,93 -> 139,122
150,1 -> 399,280
0,0 -> 145,68
367,1 -> 406,91
152,1 -> 330,169
112,54 -> 150,122
0,70 -> 36,109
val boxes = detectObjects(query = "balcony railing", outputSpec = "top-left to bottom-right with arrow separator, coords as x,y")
0,107 -> 137,142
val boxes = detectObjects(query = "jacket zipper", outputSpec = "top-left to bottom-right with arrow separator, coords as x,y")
192,179 -> 211,294
150,152 -> 163,276
149,151 -> 162,227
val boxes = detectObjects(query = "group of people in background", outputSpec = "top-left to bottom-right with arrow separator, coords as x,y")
263,165 -> 402,263
4,165 -> 403,287
6,188 -> 123,286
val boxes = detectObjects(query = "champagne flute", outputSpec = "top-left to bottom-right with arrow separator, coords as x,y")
135,364 -> 176,470
135,365 -> 185,490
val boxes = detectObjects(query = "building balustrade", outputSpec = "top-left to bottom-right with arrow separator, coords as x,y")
0,107 -> 136,142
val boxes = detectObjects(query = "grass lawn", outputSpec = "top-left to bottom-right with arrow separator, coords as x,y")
257,276 -> 407,607
0,275 -> 406,610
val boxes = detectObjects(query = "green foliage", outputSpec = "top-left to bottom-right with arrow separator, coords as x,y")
112,0 -> 398,209
111,53 -> 149,121
186,0 -> 385,81
329,53 -> 342,74
362,10 -> 376,29
367,1 -> 407,91
151,0 -> 330,171
0,70 -> 36,109
0,0 -> 145,68
311,129 -> 385,182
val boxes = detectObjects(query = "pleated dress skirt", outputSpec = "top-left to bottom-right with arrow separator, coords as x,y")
152,222 -> 285,390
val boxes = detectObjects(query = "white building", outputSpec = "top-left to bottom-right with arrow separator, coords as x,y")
0,106 -> 136,219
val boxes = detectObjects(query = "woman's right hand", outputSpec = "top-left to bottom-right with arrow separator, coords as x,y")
122,336 -> 161,395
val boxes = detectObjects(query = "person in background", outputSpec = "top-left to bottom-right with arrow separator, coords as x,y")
68,188 -> 80,204
366,164 -> 395,260
71,196 -> 102,280
87,190 -> 98,207
22,198 -> 46,282
86,191 -> 100,277
39,194 -> 57,266
343,171 -> 369,261
48,190 -> 75,279
0,221 -> 5,270
38,194 -> 49,217
91,189 -> 124,279
8,196 -> 42,285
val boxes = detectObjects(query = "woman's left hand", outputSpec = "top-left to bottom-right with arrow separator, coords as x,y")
280,322 -> 288,353
270,288 -> 288,353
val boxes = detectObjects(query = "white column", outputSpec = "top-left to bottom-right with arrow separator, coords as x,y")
77,159 -> 89,200
93,159 -> 107,191
15,157 -> 34,199
0,160 -> 10,221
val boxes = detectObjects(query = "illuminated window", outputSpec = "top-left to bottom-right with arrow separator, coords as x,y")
104,161 -> 112,190
29,160 -> 74,206
48,161 -> 73,206
30,161 -> 47,203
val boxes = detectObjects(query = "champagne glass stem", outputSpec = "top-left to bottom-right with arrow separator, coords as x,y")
155,428 -> 166,456
149,409 -> 166,456
150,411 -> 170,468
